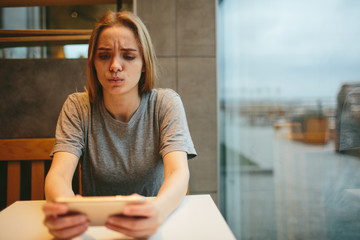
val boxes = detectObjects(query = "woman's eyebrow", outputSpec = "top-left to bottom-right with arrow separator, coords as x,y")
121,48 -> 137,52
96,47 -> 137,52
96,47 -> 112,51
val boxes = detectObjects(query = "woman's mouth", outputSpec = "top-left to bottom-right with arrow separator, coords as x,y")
108,77 -> 124,83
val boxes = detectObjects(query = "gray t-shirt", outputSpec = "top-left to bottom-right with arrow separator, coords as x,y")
52,88 -> 197,197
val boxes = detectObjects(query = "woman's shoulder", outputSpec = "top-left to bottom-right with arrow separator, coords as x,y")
66,92 -> 90,105
150,88 -> 180,100
62,92 -> 91,115
147,88 -> 184,111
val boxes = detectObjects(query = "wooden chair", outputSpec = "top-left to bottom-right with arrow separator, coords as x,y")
0,138 -> 82,209
0,138 -> 55,208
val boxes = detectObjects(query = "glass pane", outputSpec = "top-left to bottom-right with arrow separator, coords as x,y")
218,0 -> 360,239
1,7 -> 46,58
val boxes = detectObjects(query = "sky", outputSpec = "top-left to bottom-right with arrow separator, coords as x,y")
218,0 -> 360,104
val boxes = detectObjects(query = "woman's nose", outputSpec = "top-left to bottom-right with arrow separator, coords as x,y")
109,56 -> 123,72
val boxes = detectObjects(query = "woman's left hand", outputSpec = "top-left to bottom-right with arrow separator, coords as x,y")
106,151 -> 189,238
105,196 -> 163,238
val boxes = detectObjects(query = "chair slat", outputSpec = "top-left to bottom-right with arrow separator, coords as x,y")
31,161 -> 45,200
7,161 -> 20,206
79,165 -> 83,195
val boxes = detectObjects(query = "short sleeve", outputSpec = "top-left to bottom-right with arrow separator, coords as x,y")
51,93 -> 90,158
157,89 -> 197,159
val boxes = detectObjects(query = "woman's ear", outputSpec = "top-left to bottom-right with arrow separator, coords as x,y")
142,65 -> 146,72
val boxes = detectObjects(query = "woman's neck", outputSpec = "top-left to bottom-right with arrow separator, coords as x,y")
103,92 -> 141,122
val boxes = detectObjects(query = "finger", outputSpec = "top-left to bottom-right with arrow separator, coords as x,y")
129,193 -> 142,197
44,213 -> 88,230
122,202 -> 157,217
42,202 -> 68,216
49,221 -> 90,239
107,215 -> 160,232
106,220 -> 157,239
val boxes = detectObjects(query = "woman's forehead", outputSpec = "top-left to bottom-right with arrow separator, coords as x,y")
97,25 -> 139,49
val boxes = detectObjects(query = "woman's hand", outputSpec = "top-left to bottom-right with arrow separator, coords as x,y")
105,196 -> 163,239
42,201 -> 90,239
106,151 -> 189,238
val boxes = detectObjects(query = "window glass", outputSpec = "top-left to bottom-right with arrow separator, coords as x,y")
218,0 -> 360,239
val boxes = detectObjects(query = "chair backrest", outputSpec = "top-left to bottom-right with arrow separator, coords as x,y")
0,138 -> 54,208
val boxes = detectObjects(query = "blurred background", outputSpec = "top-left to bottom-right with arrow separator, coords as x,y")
219,0 -> 360,239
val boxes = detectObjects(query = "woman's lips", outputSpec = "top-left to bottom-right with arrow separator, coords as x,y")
108,77 -> 124,83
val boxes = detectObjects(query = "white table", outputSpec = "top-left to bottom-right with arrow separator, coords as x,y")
0,194 -> 236,240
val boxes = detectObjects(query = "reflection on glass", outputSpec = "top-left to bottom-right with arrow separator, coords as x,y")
1,7 -> 45,58
64,44 -> 88,59
338,84 -> 360,152
218,0 -> 360,239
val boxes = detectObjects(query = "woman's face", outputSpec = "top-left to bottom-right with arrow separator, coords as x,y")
94,25 -> 144,98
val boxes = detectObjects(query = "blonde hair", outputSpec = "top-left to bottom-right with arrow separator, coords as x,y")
87,11 -> 158,103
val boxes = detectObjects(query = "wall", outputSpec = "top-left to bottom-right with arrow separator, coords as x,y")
136,0 -> 218,203
0,59 -> 87,138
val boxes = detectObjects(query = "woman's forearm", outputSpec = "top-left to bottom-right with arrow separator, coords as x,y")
45,172 -> 75,201
45,152 -> 79,201
156,151 -> 190,221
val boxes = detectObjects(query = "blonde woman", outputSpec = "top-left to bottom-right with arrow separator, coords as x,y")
42,11 -> 196,239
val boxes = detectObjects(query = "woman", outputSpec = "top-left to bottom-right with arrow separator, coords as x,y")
42,11 -> 196,239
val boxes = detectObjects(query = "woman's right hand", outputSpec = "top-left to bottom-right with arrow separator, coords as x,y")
42,201 -> 90,239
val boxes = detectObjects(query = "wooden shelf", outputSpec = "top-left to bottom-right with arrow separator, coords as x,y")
0,29 -> 92,48
0,0 -> 116,7
0,29 -> 92,37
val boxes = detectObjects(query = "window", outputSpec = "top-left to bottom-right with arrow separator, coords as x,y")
218,0 -> 360,239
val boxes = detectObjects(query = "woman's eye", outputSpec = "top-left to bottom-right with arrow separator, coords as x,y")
124,55 -> 136,60
99,54 -> 110,60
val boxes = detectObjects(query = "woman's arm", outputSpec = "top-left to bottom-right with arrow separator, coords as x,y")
44,151 -> 80,201
156,151 -> 190,219
43,152 -> 89,239
105,151 -> 189,238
